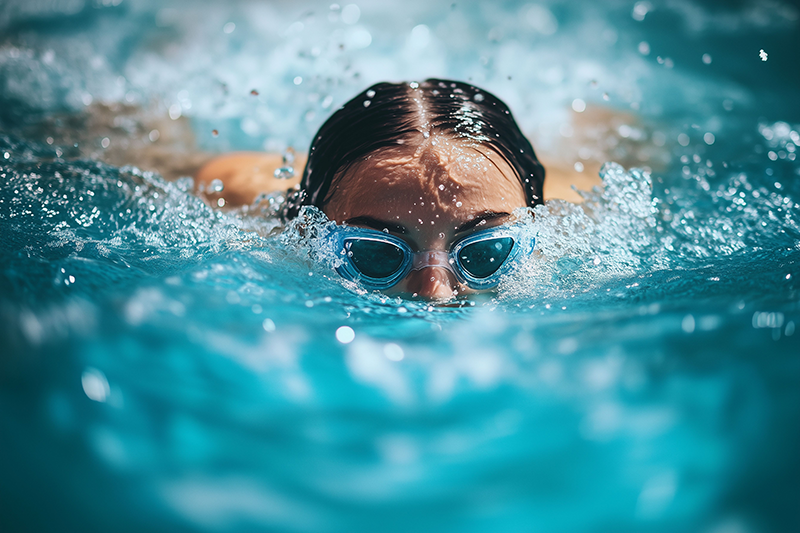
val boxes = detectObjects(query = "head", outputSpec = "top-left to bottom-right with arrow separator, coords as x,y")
285,79 -> 545,300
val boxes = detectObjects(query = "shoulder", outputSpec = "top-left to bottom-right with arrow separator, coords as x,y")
195,152 -> 304,207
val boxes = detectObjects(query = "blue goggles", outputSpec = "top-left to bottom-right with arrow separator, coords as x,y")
326,222 -> 535,291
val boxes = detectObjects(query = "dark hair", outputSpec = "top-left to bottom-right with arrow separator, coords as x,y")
282,78 -> 545,219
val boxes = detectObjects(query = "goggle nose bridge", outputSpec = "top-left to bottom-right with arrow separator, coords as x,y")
411,250 -> 454,272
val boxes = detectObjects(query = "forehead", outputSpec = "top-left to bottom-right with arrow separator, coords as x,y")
322,136 -> 526,225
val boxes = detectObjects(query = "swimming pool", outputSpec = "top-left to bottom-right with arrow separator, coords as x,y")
1,1 -> 799,532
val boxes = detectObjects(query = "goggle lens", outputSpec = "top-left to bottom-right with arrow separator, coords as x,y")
345,239 -> 405,279
458,237 -> 515,279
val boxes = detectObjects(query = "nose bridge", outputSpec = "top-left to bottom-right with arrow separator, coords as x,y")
407,265 -> 458,300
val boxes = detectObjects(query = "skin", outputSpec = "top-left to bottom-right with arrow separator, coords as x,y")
323,132 -> 527,301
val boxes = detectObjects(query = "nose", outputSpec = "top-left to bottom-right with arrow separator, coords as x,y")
404,266 -> 458,300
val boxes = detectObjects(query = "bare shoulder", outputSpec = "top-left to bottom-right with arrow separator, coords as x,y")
195,152 -> 304,207
538,104 -> 660,203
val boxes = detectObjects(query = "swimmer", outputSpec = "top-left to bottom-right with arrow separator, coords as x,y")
197,79 -> 598,300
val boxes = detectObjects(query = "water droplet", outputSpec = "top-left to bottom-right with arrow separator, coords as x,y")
456,201 -> 462,207
363,100 -> 371,107
366,89 -> 376,98
274,166 -> 295,180
82,368 -> 110,403
473,93 -> 484,102
341,4 -> 361,24
209,179 -> 224,192
336,326 -> 355,344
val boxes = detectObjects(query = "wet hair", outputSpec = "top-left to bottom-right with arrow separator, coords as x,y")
282,78 -> 545,219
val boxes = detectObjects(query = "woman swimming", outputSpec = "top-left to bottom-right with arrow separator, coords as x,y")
198,79 -> 547,300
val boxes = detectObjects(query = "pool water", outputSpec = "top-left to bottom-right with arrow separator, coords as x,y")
2,1 -> 800,532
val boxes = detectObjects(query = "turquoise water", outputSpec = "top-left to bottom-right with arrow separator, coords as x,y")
2,1 -> 800,532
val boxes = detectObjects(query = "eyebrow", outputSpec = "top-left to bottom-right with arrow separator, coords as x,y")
454,211 -> 511,235
345,216 -> 409,234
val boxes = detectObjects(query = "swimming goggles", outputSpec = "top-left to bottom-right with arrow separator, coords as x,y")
326,222 -> 535,291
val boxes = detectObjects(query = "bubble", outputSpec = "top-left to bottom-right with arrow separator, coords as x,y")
572,99 -> 586,113
262,318 -> 276,332
678,133 -> 690,146
148,129 -> 160,142
209,179 -> 224,193
336,326 -> 355,344
702,53 -> 712,64
293,76 -> 303,85
474,93 -> 484,102
363,100 -> 371,107
574,162 -> 584,172
223,22 -> 235,34
638,41 -> 650,55
703,133 -> 715,145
